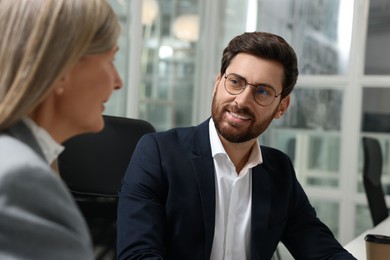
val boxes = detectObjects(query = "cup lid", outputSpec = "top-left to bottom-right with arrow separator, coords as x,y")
365,234 -> 390,244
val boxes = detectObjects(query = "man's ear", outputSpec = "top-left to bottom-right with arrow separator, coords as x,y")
212,73 -> 222,97
274,95 -> 290,119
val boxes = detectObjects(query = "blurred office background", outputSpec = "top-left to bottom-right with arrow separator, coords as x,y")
105,0 -> 390,257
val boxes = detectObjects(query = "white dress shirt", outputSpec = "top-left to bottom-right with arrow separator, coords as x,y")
22,117 -> 64,165
209,119 -> 262,260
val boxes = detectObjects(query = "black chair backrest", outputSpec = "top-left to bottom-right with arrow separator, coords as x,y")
362,136 -> 389,226
58,115 -> 155,259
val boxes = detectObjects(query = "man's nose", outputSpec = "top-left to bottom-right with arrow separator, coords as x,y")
234,85 -> 253,106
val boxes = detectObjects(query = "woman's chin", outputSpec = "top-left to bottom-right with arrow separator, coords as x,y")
90,117 -> 105,133
80,116 -> 105,135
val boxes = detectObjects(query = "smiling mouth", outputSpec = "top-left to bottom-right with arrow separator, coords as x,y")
229,111 -> 251,121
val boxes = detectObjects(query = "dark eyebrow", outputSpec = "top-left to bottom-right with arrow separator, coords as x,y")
228,73 -> 246,81
228,72 -> 277,90
258,83 -> 276,89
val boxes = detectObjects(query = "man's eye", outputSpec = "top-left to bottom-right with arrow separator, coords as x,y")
256,86 -> 272,96
230,79 -> 239,85
229,77 -> 243,88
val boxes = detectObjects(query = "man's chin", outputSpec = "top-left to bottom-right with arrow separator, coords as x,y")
218,128 -> 255,143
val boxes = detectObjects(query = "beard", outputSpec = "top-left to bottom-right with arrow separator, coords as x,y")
211,95 -> 277,143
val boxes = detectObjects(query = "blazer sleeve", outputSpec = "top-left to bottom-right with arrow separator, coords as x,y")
0,160 -> 94,260
283,177 -> 356,259
117,134 -> 166,260
263,148 -> 356,259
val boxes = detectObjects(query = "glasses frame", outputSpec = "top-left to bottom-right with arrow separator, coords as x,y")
223,73 -> 282,106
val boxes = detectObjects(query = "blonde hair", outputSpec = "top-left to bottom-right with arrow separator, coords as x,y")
0,0 -> 120,130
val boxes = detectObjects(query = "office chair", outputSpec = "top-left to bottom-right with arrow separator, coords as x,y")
362,136 -> 389,226
58,115 -> 155,260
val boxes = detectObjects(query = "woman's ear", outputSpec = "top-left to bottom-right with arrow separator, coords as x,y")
274,95 -> 290,119
54,87 -> 64,95
52,71 -> 70,96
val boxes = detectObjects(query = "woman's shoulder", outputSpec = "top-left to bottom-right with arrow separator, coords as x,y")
0,134 -> 45,167
0,134 -> 77,213
0,134 -> 48,182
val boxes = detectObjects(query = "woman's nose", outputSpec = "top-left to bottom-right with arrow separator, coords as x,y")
114,68 -> 123,90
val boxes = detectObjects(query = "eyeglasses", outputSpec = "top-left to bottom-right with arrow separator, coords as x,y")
224,73 -> 282,106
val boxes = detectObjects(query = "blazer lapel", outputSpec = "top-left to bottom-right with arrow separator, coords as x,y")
251,163 -> 272,258
6,120 -> 45,160
191,119 -> 216,259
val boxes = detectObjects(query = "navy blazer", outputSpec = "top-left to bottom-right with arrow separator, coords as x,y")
117,119 -> 355,259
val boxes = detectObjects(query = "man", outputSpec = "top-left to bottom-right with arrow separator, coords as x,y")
117,32 -> 356,259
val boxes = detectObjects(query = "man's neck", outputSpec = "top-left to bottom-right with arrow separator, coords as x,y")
219,136 -> 257,174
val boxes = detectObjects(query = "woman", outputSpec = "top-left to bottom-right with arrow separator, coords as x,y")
0,0 -> 122,259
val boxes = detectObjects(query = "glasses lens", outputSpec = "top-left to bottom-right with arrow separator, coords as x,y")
224,73 -> 279,106
254,85 -> 276,106
225,74 -> 245,94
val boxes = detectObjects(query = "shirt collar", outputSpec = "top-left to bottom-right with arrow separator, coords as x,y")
209,118 -> 227,158
22,117 -> 64,165
209,118 -> 263,167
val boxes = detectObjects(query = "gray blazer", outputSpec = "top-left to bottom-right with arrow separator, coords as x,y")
0,121 -> 93,260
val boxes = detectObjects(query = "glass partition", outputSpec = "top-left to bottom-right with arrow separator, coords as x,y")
278,88 -> 343,131
362,88 -> 390,134
139,0 -> 200,130
364,0 -> 390,74
269,88 -> 343,188
355,204 -> 372,237
360,87 -> 390,194
218,0 -> 354,75
354,0 -> 390,240
105,0 -> 131,116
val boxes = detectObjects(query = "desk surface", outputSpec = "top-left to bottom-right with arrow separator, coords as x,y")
344,217 -> 390,259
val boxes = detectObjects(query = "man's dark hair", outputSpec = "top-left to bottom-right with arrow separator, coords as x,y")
220,32 -> 299,98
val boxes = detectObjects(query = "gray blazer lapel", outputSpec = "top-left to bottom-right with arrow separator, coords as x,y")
191,119 -> 216,259
6,120 -> 45,160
